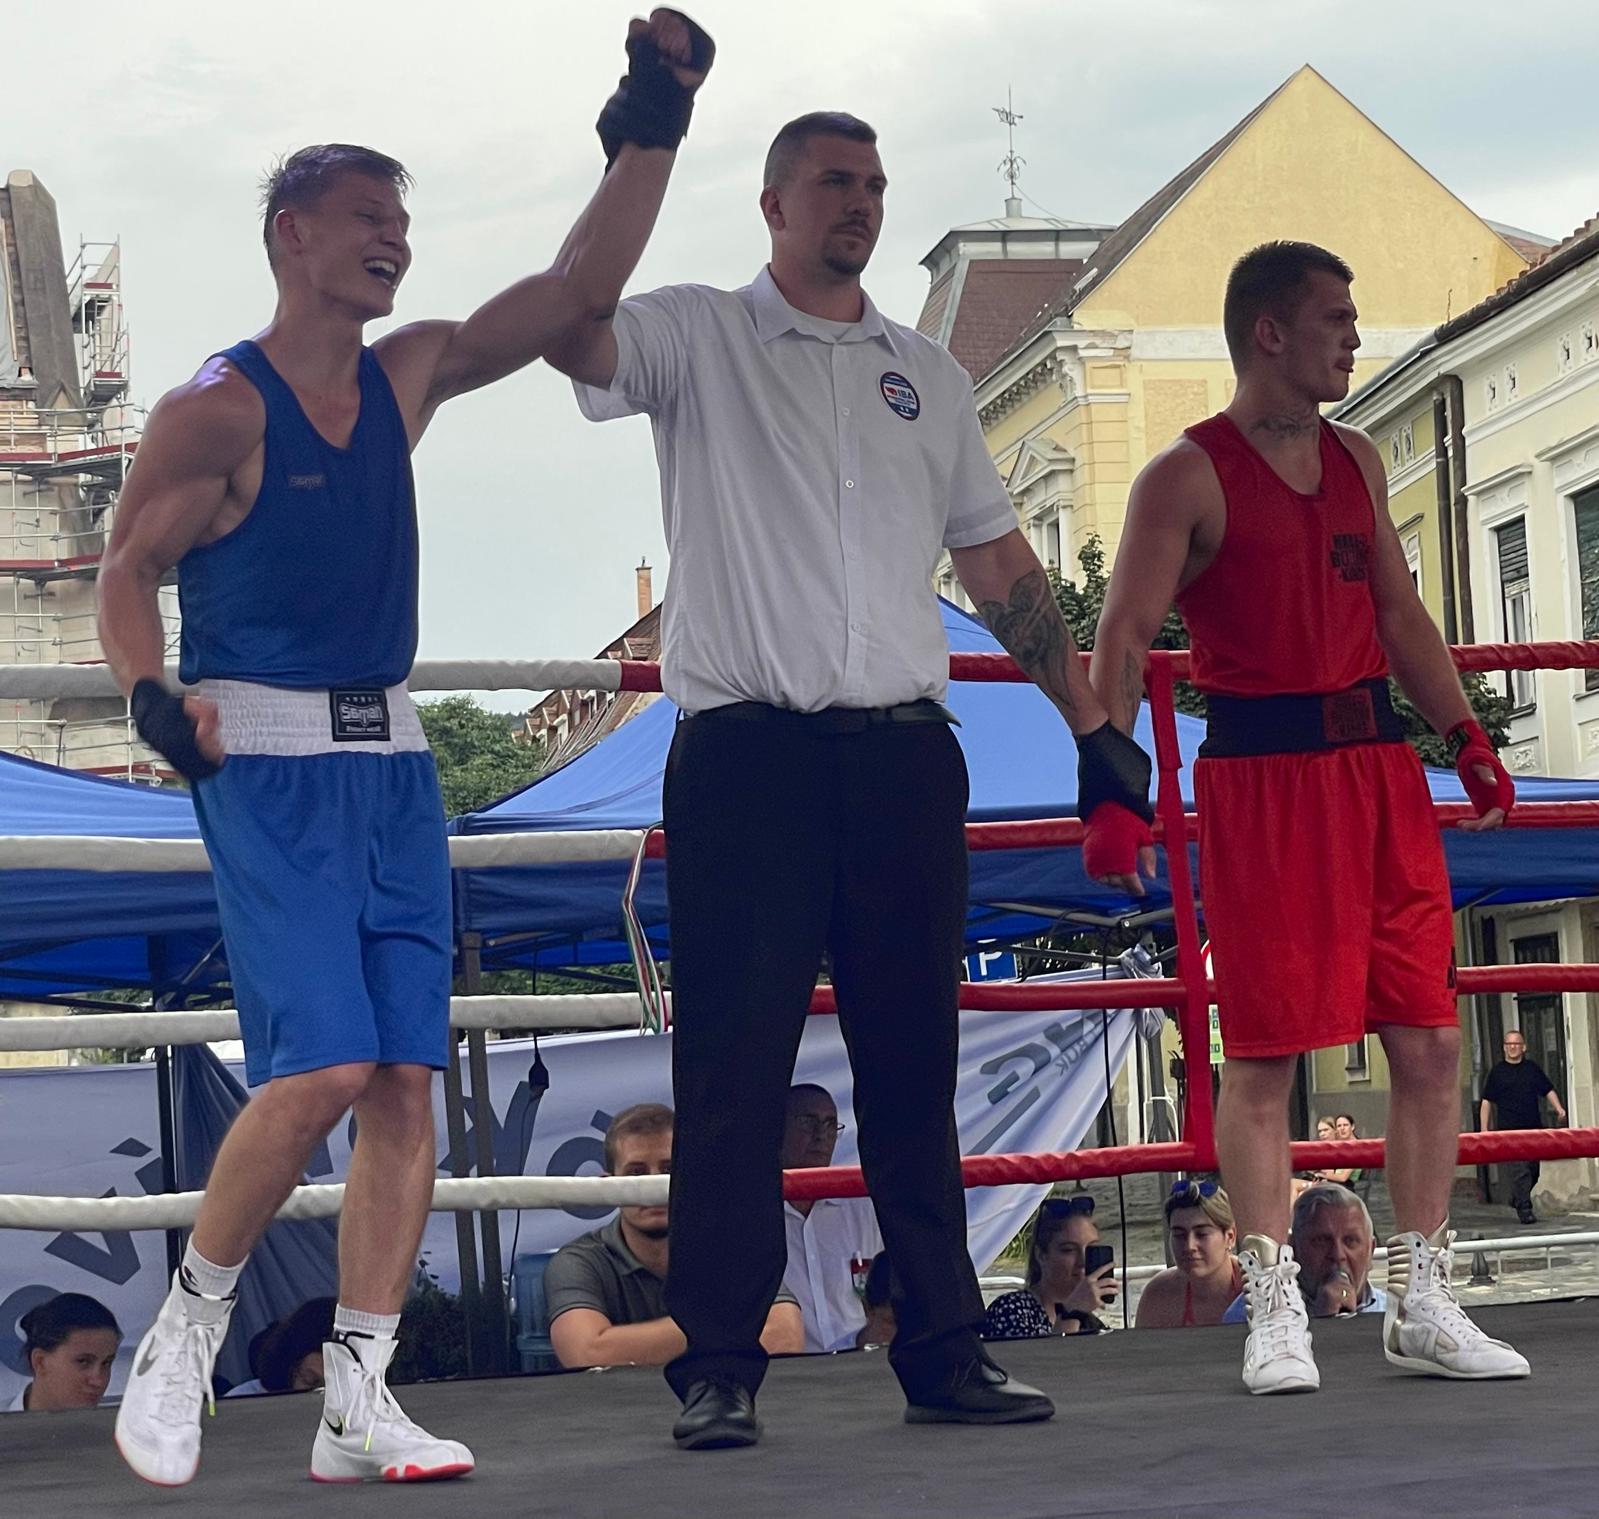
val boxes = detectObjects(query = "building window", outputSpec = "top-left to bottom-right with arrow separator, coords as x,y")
1576,486 -> 1599,693
1404,533 -> 1422,594
1044,512 -> 1062,571
1495,519 -> 1535,710
1345,1035 -> 1369,1078
1401,423 -> 1415,464
1511,932 -> 1567,1100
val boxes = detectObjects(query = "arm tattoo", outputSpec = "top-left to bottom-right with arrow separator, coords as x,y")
976,568 -> 1081,715
1118,651 -> 1145,732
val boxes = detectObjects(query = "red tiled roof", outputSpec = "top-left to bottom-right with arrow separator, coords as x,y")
1436,213 -> 1599,344
946,259 -> 1083,380
1502,232 -> 1552,265
917,268 -> 953,342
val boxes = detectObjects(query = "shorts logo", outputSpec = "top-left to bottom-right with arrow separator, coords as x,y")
1329,532 -> 1370,582
288,473 -> 326,490
329,689 -> 390,742
879,371 -> 920,420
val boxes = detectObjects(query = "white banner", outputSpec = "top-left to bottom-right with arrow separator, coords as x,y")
0,969 -> 1156,1407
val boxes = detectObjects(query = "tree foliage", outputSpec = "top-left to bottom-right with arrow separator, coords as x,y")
1051,535 -> 1512,758
417,695 -> 546,817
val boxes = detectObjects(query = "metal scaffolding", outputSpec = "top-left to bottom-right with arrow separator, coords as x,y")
0,237 -> 171,780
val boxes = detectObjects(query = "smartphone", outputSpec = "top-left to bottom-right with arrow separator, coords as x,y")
1084,1244 -> 1115,1277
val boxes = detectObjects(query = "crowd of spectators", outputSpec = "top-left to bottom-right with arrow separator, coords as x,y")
3,1088 -> 1423,1412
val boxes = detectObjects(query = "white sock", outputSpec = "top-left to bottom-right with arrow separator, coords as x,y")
176,1244 -> 242,1325
333,1305 -> 400,1341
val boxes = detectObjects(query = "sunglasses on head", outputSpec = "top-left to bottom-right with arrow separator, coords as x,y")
1040,1195 -> 1095,1219
1168,1178 -> 1220,1202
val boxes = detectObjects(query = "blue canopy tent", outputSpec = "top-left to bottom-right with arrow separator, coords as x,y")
450,601 -> 1599,972
0,752 -> 222,1000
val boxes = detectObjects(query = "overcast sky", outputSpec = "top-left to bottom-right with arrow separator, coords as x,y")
4,1 -> 1595,708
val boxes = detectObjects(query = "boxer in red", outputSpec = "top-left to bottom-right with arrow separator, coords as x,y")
1087,242 -> 1527,1393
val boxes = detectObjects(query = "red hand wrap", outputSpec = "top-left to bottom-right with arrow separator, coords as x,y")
1446,719 -> 1515,819
1082,802 -> 1155,881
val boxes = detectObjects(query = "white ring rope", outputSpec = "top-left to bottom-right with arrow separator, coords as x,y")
0,658 -> 627,702
0,993 -> 653,1052
0,828 -> 650,873
0,1173 -> 670,1233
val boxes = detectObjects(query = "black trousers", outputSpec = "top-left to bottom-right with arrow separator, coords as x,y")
1507,1158 -> 1541,1218
661,708 -> 986,1400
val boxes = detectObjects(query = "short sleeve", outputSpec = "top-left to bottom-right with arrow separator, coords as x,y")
1535,1064 -> 1555,1097
941,371 -> 1017,550
572,284 -> 699,422
980,1290 -> 1052,1341
544,1242 -> 613,1324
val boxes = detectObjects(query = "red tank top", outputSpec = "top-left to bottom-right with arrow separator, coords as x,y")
1175,413 -> 1388,696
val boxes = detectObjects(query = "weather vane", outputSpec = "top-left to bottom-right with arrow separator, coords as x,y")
993,87 -> 1025,200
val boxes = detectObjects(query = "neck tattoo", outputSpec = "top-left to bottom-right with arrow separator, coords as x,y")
1251,411 -> 1319,442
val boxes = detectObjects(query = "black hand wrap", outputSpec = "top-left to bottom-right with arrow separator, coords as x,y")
1075,722 -> 1154,823
596,11 -> 715,167
130,679 -> 220,782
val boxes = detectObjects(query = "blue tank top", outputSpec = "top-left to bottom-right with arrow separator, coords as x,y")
177,339 -> 418,688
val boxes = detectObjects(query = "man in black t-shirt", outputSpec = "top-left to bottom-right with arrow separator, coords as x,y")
1479,1032 -> 1567,1224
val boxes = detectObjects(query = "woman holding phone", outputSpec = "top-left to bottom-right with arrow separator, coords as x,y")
982,1196 -> 1117,1339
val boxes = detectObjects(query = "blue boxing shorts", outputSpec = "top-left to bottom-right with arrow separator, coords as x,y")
190,680 -> 452,1087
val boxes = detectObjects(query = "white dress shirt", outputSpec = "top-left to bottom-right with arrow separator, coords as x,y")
574,266 -> 1015,714
782,1194 -> 884,1353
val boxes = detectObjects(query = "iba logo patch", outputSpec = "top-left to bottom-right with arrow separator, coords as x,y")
879,371 -> 920,420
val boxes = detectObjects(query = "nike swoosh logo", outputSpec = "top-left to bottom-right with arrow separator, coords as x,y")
136,1343 -> 161,1377
324,1415 -> 344,1437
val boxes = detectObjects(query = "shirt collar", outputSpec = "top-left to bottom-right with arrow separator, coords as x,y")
600,1214 -> 655,1277
751,265 -> 891,347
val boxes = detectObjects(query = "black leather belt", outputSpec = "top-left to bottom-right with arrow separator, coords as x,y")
689,698 -> 960,734
1201,678 -> 1405,758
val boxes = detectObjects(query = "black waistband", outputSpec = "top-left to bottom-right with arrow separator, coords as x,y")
685,698 -> 960,734
1201,679 -> 1405,758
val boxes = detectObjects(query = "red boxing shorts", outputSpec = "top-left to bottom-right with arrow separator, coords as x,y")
1195,741 -> 1456,1059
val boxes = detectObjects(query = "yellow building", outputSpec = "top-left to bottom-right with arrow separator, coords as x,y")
926,66 -> 1534,609
1336,219 -> 1599,1209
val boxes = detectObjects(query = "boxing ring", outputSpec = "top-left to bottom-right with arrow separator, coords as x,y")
1,641 -> 1598,1516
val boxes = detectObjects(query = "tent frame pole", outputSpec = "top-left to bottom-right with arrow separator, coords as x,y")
442,1030 -> 482,1376
463,934 -> 509,1374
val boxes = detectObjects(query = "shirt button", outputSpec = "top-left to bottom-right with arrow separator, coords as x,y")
845,480 -> 855,489
842,406 -> 851,416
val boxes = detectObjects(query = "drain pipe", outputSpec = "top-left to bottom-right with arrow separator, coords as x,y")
1432,386 -> 1459,643
1447,373 -> 1475,641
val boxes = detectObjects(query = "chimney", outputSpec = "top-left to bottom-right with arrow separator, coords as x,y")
636,558 -> 653,620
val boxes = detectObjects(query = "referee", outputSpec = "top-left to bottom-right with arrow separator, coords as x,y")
553,111 -> 1145,1448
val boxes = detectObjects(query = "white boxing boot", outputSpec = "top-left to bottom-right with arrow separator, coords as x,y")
1383,1224 -> 1530,1379
1238,1234 -> 1319,1395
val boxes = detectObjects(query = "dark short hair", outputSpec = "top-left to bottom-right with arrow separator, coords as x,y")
786,1082 -> 835,1108
1222,241 -> 1354,367
763,112 -> 877,190
260,143 -> 412,268
1336,1113 -> 1357,1129
258,1296 -> 336,1392
20,1292 -> 120,1355
604,1102 -> 674,1171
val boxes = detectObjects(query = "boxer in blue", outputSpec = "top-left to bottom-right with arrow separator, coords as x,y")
97,11 -> 713,1487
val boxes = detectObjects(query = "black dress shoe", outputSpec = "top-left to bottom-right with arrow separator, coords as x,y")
672,1376 -> 761,1450
904,1356 -> 1055,1425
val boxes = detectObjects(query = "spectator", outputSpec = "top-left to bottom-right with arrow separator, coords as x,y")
221,1323 -> 279,1399
258,1297 -> 338,1393
1315,1117 -> 1335,1142
781,1084 -> 883,1352
1480,1031 -> 1567,1225
1223,1183 -> 1385,1321
982,1197 -> 1116,1339
1135,1181 -> 1241,1329
9,1293 -> 121,1412
855,1252 -> 897,1350
547,1104 -> 804,1368
1312,1114 -> 1355,1185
